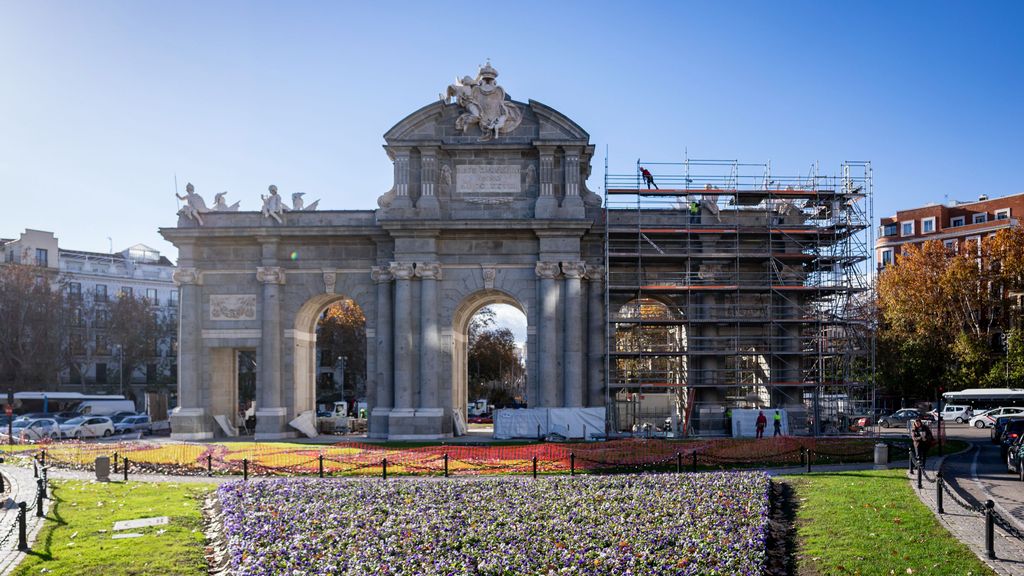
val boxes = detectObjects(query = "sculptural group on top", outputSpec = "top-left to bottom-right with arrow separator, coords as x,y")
441,61 -> 522,141
176,183 -> 319,226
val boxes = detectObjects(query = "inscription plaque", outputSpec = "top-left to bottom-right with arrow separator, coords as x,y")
456,165 -> 520,203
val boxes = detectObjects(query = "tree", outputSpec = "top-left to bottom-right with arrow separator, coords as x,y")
467,308 -> 524,407
0,264 -> 67,389
316,299 -> 366,400
107,292 -> 174,389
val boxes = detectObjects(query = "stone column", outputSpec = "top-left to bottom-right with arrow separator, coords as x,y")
562,262 -> 586,407
389,147 -> 412,209
390,262 -> 416,410
587,266 -> 605,408
370,266 -> 393,438
536,261 -> 561,406
535,146 -> 558,217
416,262 -> 442,409
255,264 -> 289,439
561,147 -> 584,213
169,266 -> 210,439
418,149 -> 440,213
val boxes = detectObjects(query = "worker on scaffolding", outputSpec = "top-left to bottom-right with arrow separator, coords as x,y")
689,200 -> 700,224
640,166 -> 658,190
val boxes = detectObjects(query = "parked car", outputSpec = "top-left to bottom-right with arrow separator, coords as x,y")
108,411 -> 138,424
939,404 -> 973,423
878,409 -> 932,428
59,416 -> 115,439
999,419 -> 1024,461
50,411 -> 79,423
1007,434 -> 1024,476
10,418 -> 61,441
114,415 -> 152,435
970,407 -> 1024,429
991,415 -> 1024,444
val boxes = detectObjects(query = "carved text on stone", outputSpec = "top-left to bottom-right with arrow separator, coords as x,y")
456,165 -> 521,200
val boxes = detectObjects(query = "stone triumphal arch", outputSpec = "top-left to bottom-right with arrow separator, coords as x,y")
162,63 -> 606,440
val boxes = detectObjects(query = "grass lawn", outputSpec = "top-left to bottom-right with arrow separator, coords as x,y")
14,480 -> 214,576
788,468 -> 995,576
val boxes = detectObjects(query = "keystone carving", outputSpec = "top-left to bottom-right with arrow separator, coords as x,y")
256,266 -> 286,285
172,267 -> 201,286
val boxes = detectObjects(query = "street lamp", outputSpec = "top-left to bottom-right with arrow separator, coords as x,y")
115,344 -> 124,397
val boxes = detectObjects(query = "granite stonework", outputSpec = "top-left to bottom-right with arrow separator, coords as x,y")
160,65 -> 605,440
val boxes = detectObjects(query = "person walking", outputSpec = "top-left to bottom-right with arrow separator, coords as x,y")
640,166 -> 658,190
773,410 -> 783,437
910,417 -> 934,467
755,410 -> 767,439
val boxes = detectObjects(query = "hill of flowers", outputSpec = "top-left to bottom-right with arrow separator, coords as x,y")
215,471 -> 770,575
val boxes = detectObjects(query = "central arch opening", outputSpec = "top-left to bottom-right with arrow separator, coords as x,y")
451,291 -> 527,436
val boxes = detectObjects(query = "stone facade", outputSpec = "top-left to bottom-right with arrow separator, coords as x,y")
161,69 -> 606,440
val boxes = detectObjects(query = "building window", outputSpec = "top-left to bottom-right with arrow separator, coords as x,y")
901,221 -> 915,236
95,310 -> 108,329
70,307 -> 83,327
922,217 -> 936,234
120,286 -> 133,299
973,213 -> 987,224
35,248 -> 48,267
966,236 -> 982,255
68,282 -> 82,301
996,208 -> 1010,220
881,223 -> 897,236
950,216 -> 965,227
169,290 -> 179,307
146,288 -> 158,305
96,363 -> 108,385
881,249 -> 893,266
943,239 -> 957,251
95,285 -> 108,303
95,334 -> 110,355
70,332 -> 85,355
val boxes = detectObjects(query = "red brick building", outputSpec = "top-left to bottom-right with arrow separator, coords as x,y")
876,193 -> 1024,269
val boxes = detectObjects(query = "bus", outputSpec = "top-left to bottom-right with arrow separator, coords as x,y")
941,388 -> 1024,412
7,392 -> 129,415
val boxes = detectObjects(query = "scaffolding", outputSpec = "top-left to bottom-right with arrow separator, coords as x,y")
604,158 -> 874,436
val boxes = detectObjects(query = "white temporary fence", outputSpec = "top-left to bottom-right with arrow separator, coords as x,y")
493,407 -> 606,440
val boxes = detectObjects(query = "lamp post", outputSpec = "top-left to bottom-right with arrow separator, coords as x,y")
115,344 -> 124,397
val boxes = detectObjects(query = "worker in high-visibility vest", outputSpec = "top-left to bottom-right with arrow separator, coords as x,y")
689,201 -> 700,224
773,410 -> 783,437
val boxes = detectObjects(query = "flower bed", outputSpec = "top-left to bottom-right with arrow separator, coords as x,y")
215,472 -> 770,575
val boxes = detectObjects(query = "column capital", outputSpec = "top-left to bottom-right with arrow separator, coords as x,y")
561,261 -> 587,279
415,262 -> 442,280
586,264 -> 605,281
370,265 -> 393,284
256,266 -> 286,285
535,261 -> 561,279
172,267 -> 201,286
389,262 -> 416,280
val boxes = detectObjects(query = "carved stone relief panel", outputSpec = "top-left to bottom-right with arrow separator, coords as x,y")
210,295 -> 257,321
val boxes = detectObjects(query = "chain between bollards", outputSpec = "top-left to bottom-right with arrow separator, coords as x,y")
382,458 -> 388,480
443,453 -> 449,478
243,458 -> 248,481
570,453 -> 575,476
319,454 -> 324,478
985,500 -> 996,559
532,455 -> 537,479
17,502 -> 26,550
936,470 -> 944,514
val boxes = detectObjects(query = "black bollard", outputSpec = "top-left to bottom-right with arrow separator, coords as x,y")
382,458 -> 387,480
40,450 -> 45,467
33,461 -> 37,479
806,449 -> 812,473
319,454 -> 324,478
917,459 -> 923,490
909,453 -> 916,474
41,467 -> 47,499
0,470 -> 5,493
985,500 -> 996,559
936,470 -> 944,514
692,451 -> 697,473
443,453 -> 449,478
532,455 -> 538,479
570,453 -> 575,477
113,452 -> 119,474
17,502 -> 26,550
207,454 -> 213,476
243,458 -> 248,481
35,479 -> 43,517
123,457 -> 129,482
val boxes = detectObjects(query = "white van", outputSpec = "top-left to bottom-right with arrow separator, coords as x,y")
75,400 -> 136,416
940,404 -> 972,423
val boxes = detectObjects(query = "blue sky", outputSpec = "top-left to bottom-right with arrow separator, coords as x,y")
2,0 -> 1022,265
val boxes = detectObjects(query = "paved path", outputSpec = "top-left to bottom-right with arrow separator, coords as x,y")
911,444 -> 1024,576
0,465 -> 50,576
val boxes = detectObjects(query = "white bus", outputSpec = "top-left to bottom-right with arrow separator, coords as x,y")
941,388 -> 1024,412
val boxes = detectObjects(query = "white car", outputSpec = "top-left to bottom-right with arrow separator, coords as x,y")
939,404 -> 972,423
10,418 -> 61,441
969,407 -> 1024,428
60,416 -> 115,439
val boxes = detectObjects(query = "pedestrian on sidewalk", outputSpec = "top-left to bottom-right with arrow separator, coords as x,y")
773,410 -> 783,437
755,410 -> 767,439
910,416 -> 934,467
640,166 -> 658,190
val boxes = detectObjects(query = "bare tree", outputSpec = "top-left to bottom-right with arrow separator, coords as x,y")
0,264 -> 67,389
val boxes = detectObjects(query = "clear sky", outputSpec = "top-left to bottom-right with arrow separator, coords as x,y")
2,0 -> 1022,263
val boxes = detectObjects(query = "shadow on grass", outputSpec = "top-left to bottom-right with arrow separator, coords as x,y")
25,484 -> 67,562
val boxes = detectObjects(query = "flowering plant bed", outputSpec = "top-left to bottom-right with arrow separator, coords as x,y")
215,472 -> 769,575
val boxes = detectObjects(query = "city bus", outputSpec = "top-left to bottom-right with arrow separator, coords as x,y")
941,388 -> 1024,412
7,392 -> 129,415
